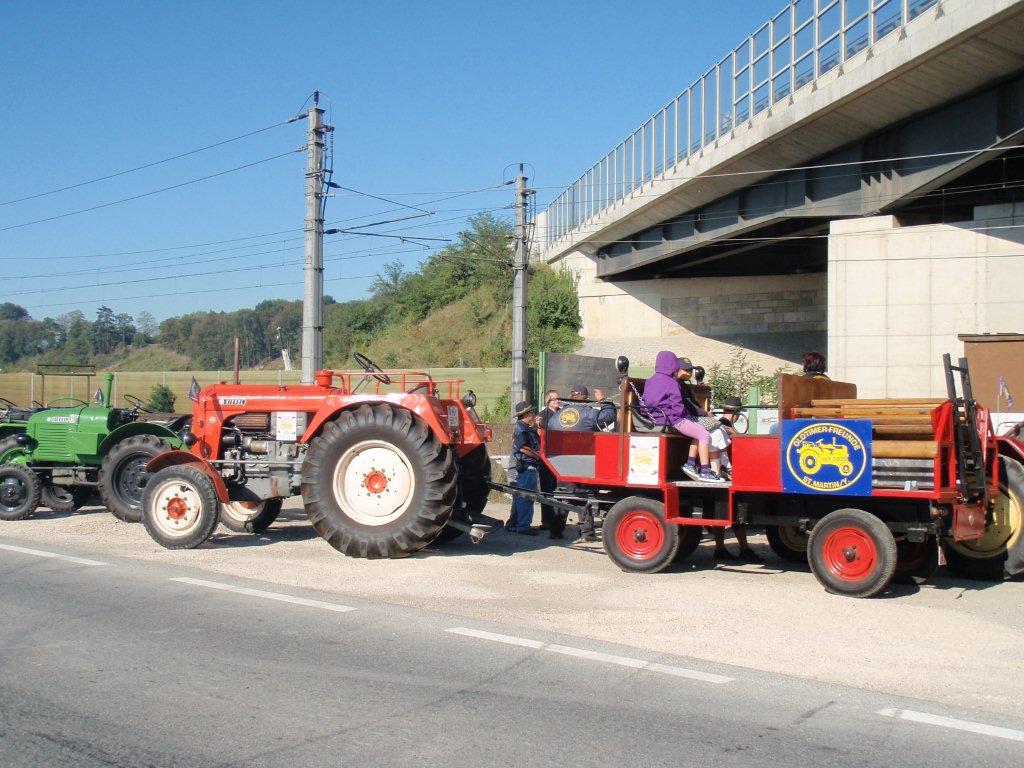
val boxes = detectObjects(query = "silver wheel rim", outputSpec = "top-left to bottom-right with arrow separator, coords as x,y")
332,439 -> 416,526
220,500 -> 264,525
150,478 -> 206,539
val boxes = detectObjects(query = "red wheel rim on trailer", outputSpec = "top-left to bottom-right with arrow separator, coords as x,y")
821,526 -> 877,581
615,510 -> 665,560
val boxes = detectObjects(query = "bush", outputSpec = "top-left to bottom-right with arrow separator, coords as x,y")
147,383 -> 176,413
480,386 -> 512,423
706,350 -> 791,406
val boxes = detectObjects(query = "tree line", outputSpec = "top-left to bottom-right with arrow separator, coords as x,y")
0,214 -> 581,371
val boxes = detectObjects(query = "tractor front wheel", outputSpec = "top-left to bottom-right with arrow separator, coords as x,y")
941,455 -> 1024,580
301,404 -> 457,558
99,435 -> 172,523
219,498 -> 283,534
0,465 -> 40,521
807,508 -> 897,598
142,466 -> 220,549
603,496 -> 680,573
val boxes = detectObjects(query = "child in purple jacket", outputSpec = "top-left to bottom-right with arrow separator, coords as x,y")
642,350 -> 724,483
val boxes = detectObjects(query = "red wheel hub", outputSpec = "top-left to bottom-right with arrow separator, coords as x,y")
615,510 -> 664,560
821,526 -> 877,581
363,470 -> 388,494
166,497 -> 188,521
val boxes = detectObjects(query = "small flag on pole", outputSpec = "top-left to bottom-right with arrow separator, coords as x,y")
998,376 -> 1014,409
188,377 -> 201,402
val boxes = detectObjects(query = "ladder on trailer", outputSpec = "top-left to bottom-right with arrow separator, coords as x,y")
943,354 -> 987,503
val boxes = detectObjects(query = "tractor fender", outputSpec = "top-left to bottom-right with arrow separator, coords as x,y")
304,398 -> 452,445
997,435 -> 1024,464
145,450 -> 231,503
98,421 -> 183,455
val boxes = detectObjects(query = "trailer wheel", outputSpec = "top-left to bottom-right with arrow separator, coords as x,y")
434,445 -> 492,545
941,455 -> 1024,580
671,525 -> 703,564
765,525 -> 809,563
142,465 -> 220,549
301,404 -> 457,558
807,508 -> 897,598
894,537 -> 939,584
603,497 -> 680,573
0,464 -> 40,521
219,498 -> 283,534
40,484 -> 92,514
99,434 -> 172,523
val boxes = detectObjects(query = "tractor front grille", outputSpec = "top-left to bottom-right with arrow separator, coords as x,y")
33,424 -> 70,460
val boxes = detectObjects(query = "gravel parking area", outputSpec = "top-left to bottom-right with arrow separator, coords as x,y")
3,498 -> 1023,717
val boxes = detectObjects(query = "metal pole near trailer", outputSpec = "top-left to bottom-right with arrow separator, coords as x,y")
301,92 -> 327,384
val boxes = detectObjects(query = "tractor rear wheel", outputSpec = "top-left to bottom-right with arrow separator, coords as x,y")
0,464 -> 40,521
41,484 -> 92,514
603,496 -> 680,574
301,404 -> 457,558
219,498 -> 283,534
99,435 -> 172,523
941,455 -> 1024,580
142,465 -> 220,549
807,508 -> 897,598
765,525 -> 809,563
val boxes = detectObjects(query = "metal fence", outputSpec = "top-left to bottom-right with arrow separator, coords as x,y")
544,0 -> 940,246
0,368 -> 514,415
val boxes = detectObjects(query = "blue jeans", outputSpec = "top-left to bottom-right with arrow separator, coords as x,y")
512,466 -> 538,532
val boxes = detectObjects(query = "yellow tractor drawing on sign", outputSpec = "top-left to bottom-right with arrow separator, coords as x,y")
797,438 -> 854,477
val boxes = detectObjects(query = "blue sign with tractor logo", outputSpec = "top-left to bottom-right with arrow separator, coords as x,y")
781,419 -> 873,496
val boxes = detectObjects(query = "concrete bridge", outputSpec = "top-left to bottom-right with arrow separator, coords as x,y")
536,0 -> 1024,397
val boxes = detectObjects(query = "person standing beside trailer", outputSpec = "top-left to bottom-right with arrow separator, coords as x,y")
510,401 -> 541,536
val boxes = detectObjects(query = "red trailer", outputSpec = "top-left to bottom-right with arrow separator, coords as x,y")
520,355 -> 1023,598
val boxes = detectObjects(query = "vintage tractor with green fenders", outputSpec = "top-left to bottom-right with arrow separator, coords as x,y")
0,374 -> 184,522
0,397 -> 35,444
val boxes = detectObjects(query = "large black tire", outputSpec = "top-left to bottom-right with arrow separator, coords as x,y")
40,484 -> 92,514
603,496 -> 680,574
942,455 -> 1024,580
671,525 -> 703,563
0,464 -> 40,521
141,465 -> 220,549
219,498 -> 284,534
0,435 -> 28,464
301,404 -> 458,559
98,434 -> 172,523
433,445 -> 492,545
807,508 -> 898,598
765,524 -> 810,564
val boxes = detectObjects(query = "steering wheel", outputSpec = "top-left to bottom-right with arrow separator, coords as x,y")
123,394 -> 152,413
0,397 -> 16,410
353,352 -> 391,385
47,397 -> 88,407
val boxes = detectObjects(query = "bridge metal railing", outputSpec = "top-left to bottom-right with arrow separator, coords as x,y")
543,0 -> 940,248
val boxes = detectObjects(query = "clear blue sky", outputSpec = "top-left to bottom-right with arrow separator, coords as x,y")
1,0 -> 776,323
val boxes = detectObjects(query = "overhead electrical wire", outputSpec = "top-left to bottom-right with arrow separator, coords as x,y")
0,120 -> 296,208
0,150 -> 302,233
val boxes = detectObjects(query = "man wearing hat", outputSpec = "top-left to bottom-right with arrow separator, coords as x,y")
510,400 -> 541,536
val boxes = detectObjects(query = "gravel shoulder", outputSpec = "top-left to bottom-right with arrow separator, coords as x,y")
3,499 -> 1023,717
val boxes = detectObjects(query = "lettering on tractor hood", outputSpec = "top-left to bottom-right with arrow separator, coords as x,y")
46,415 -> 79,424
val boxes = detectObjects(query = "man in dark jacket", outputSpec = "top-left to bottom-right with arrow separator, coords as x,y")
510,400 -> 541,536
537,390 -> 560,536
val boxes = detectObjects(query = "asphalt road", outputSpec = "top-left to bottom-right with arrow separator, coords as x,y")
2,539 -> 1023,767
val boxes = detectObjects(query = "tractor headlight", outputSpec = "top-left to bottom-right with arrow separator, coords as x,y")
15,433 -> 31,446
461,391 -> 477,409
181,430 -> 198,447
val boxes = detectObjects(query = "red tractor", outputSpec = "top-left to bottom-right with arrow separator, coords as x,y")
140,355 -> 493,557
511,354 -> 1023,598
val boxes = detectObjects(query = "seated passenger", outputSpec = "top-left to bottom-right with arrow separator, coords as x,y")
642,351 -> 725,483
591,387 -> 617,432
549,384 -> 601,431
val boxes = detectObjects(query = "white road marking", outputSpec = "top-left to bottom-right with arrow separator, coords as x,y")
169,577 -> 356,613
0,542 -> 108,566
878,708 -> 1024,742
446,627 -> 733,684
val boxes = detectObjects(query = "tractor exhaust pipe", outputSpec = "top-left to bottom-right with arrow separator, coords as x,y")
102,373 -> 113,408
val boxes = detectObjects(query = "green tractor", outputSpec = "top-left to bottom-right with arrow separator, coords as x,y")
0,374 -> 184,522
0,397 -> 37,444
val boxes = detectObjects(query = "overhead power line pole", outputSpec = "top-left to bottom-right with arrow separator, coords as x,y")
511,165 -> 531,414
301,91 -> 328,383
